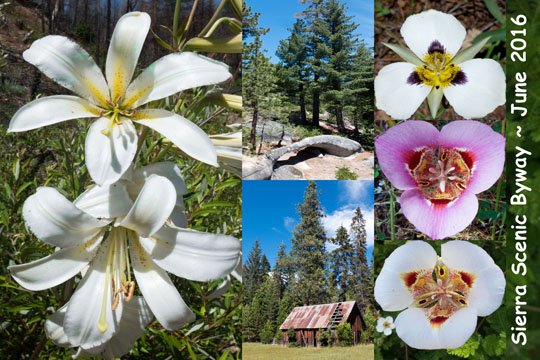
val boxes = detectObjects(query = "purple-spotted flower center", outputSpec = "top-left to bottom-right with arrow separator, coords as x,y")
401,260 -> 475,328
407,41 -> 467,89
407,147 -> 472,204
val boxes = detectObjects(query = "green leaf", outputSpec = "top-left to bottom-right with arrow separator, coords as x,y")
450,36 -> 491,65
151,29 -> 174,51
482,0 -> 506,25
382,42 -> 424,66
473,28 -> 506,45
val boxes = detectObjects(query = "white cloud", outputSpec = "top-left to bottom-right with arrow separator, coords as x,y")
322,205 -> 374,247
283,216 -> 296,233
339,181 -> 373,203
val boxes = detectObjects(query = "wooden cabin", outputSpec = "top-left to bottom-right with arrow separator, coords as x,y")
279,301 -> 364,346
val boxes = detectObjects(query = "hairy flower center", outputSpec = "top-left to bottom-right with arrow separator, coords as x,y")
402,261 -> 475,328
97,227 -> 136,333
99,97 -> 136,136
382,321 -> 392,329
410,147 -> 471,203
414,52 -> 461,89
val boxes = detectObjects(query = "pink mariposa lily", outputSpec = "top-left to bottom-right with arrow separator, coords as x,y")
375,120 -> 505,239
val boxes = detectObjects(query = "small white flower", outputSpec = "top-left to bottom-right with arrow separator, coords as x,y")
375,9 -> 505,119
9,12 -> 232,185
376,316 -> 395,336
9,162 -> 241,351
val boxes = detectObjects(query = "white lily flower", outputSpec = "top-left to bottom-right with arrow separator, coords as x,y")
376,316 -> 395,336
375,9 -> 505,119
8,12 -> 232,185
374,241 -> 505,349
9,168 -> 241,350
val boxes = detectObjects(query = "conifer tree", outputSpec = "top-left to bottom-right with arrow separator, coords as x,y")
349,207 -> 371,310
347,42 -> 374,138
242,5 -> 274,151
244,239 -> 264,305
276,19 -> 309,124
299,0 -> 326,127
290,181 -> 328,305
319,0 -> 358,132
330,225 -> 354,301
272,243 -> 293,296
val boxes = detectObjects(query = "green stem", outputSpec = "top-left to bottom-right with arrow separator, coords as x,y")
497,209 -> 506,243
198,0 -> 228,37
491,176 -> 504,240
172,0 -> 182,47
389,185 -> 395,241
135,126 -> 150,162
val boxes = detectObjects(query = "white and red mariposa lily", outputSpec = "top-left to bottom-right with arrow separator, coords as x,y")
375,241 -> 505,349
375,9 -> 505,119
375,120 -> 505,240
8,12 -> 232,185
9,167 -> 241,351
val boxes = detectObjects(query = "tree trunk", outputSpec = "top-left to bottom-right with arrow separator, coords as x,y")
152,0 -> 158,59
353,111 -> 359,138
73,0 -> 79,26
312,69 -> 320,127
299,81 -> 306,124
335,108 -> 344,133
84,0 -> 88,23
95,0 -> 101,68
250,104 -> 259,152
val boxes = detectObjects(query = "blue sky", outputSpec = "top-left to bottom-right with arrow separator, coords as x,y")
243,181 -> 374,268
248,0 -> 374,63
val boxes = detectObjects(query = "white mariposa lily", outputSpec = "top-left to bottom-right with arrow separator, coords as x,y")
9,11 -> 232,185
375,9 -> 505,119
374,241 -> 505,349
9,168 -> 241,351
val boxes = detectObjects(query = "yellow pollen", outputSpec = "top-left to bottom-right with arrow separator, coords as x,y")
414,52 -> 460,88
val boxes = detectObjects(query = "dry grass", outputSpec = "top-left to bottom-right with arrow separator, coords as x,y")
242,342 -> 374,360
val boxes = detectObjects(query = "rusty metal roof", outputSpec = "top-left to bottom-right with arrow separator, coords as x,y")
279,301 -> 357,330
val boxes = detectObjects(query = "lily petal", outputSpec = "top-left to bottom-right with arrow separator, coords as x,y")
439,120 -> 505,194
8,95 -> 100,132
85,117 -> 138,186
74,182 -> 134,219
133,109 -> 218,166
375,62 -> 431,120
395,307 -> 477,349
9,230 -> 104,291
23,35 -> 110,106
22,187 -> 109,248
375,241 -> 437,311
375,121 -> 439,190
45,304 -> 71,347
123,52 -> 231,108
139,226 -> 241,282
106,12 -> 151,102
74,296 -> 154,359
130,235 -> 196,330
119,175 -> 176,238
443,59 -> 506,118
442,241 -> 505,316
400,9 -> 466,59
400,189 -> 478,240
127,161 -> 187,200
64,236 -> 123,349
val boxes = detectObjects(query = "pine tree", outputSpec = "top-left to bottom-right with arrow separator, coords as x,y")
244,239 -> 263,305
261,254 -> 271,276
276,19 -> 309,124
347,42 -> 373,139
319,0 -> 358,133
330,225 -> 354,301
349,207 -> 371,311
272,243 -> 293,296
299,0 -> 326,127
290,181 -> 328,305
242,5 -> 275,151
275,292 -> 295,342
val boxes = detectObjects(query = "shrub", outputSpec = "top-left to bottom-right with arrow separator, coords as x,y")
286,327 -> 296,343
336,323 -> 353,346
335,166 -> 358,180
260,320 -> 274,344
318,328 -> 336,347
